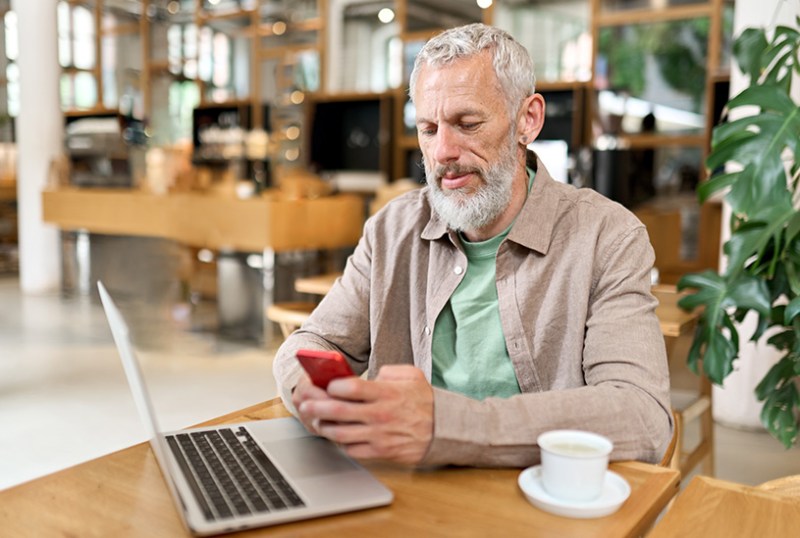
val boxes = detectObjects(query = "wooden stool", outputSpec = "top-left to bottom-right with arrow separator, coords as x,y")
266,301 -> 316,339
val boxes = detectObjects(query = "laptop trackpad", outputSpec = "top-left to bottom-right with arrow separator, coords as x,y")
266,437 -> 359,479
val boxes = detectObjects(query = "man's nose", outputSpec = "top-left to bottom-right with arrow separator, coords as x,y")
432,126 -> 461,164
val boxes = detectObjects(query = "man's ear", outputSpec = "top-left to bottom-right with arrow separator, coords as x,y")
516,93 -> 545,146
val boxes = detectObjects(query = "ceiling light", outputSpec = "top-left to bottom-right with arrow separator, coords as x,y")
272,21 -> 287,35
378,8 -> 395,24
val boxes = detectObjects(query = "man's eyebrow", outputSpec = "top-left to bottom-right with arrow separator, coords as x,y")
416,108 -> 486,125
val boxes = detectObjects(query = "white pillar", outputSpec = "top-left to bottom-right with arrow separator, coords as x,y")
12,0 -> 62,293
713,0 -> 800,429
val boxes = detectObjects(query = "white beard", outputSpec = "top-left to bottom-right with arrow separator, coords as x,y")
425,135 -> 519,233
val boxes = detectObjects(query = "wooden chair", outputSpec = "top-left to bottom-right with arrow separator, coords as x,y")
653,284 -> 715,481
265,301 -> 316,339
659,409 -> 681,469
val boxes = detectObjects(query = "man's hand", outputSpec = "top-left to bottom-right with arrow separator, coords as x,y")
291,373 -> 331,435
297,365 -> 434,466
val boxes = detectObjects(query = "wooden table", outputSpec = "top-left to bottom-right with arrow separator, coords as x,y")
42,188 -> 364,252
0,399 -> 680,538
294,272 -> 341,295
651,285 -> 698,338
649,475 -> 800,537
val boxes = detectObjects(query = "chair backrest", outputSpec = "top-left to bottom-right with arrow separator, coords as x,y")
757,475 -> 800,498
659,409 -> 681,469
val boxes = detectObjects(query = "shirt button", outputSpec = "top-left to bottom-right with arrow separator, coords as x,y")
424,326 -> 431,335
454,266 -> 463,275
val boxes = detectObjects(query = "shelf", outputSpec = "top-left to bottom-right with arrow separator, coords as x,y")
596,4 -> 713,27
537,81 -> 592,92
198,8 -> 256,23
191,156 -> 262,167
255,18 -> 323,37
600,133 -> 706,149
63,107 -> 119,118
61,65 -> 98,75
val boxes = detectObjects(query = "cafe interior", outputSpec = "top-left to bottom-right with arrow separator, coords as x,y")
1,0 -> 799,535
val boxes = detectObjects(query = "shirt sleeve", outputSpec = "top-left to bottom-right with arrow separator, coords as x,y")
271,221 -> 375,415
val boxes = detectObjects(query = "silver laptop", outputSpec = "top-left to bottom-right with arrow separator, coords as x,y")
98,281 -> 393,536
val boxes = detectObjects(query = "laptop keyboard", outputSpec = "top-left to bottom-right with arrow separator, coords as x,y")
166,426 -> 305,521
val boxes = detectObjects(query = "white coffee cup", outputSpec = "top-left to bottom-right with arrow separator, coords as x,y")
537,430 -> 613,502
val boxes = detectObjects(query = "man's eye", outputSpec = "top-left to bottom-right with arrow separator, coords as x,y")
460,123 -> 479,131
418,127 -> 437,136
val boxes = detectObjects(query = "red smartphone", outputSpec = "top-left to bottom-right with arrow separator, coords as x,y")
296,349 -> 355,389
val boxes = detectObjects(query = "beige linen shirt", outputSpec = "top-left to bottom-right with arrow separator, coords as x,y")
273,155 -> 672,467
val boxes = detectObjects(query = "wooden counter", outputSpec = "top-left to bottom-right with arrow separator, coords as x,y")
42,187 -> 365,252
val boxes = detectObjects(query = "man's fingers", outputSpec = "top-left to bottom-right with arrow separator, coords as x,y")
317,422 -> 372,445
299,398 -> 367,424
326,365 -> 426,401
326,376 -> 382,402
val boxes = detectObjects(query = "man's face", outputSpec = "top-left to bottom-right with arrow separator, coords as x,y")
413,52 -> 521,233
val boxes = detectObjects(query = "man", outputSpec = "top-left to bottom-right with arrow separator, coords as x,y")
273,23 -> 672,467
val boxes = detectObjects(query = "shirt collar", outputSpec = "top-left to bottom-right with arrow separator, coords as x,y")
421,150 -> 560,255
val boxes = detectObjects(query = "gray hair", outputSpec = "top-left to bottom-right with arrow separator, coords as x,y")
408,23 -> 536,116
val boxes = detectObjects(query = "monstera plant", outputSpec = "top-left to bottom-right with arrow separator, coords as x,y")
677,18 -> 800,448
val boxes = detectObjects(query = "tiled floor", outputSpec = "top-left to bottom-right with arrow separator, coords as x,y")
0,276 -> 277,490
1,275 -> 799,492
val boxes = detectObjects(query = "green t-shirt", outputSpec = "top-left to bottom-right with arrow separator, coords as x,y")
431,169 -> 535,400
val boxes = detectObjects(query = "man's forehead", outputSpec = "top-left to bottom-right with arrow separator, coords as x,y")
414,57 -> 505,120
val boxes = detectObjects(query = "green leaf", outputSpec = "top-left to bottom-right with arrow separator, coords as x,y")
697,171 -> 740,203
725,207 -> 796,278
677,271 -> 745,384
706,130 -> 762,172
734,28 -> 769,81
677,271 -> 725,310
785,296 -> 800,324
751,314 -> 771,342
767,329 -> 796,351
759,382 -> 800,448
685,324 -> 704,374
703,327 -> 738,384
755,355 -> 795,400
763,50 -> 794,86
727,275 -> 772,317
787,212 -> 800,242
774,24 -> 800,41
726,85 -> 798,115
724,222 -> 768,277
786,262 -> 800,297
722,312 -> 741,350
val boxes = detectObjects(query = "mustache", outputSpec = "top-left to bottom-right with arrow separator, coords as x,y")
431,163 -> 483,182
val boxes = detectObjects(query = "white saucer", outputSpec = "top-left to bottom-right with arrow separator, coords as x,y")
518,465 -> 631,519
